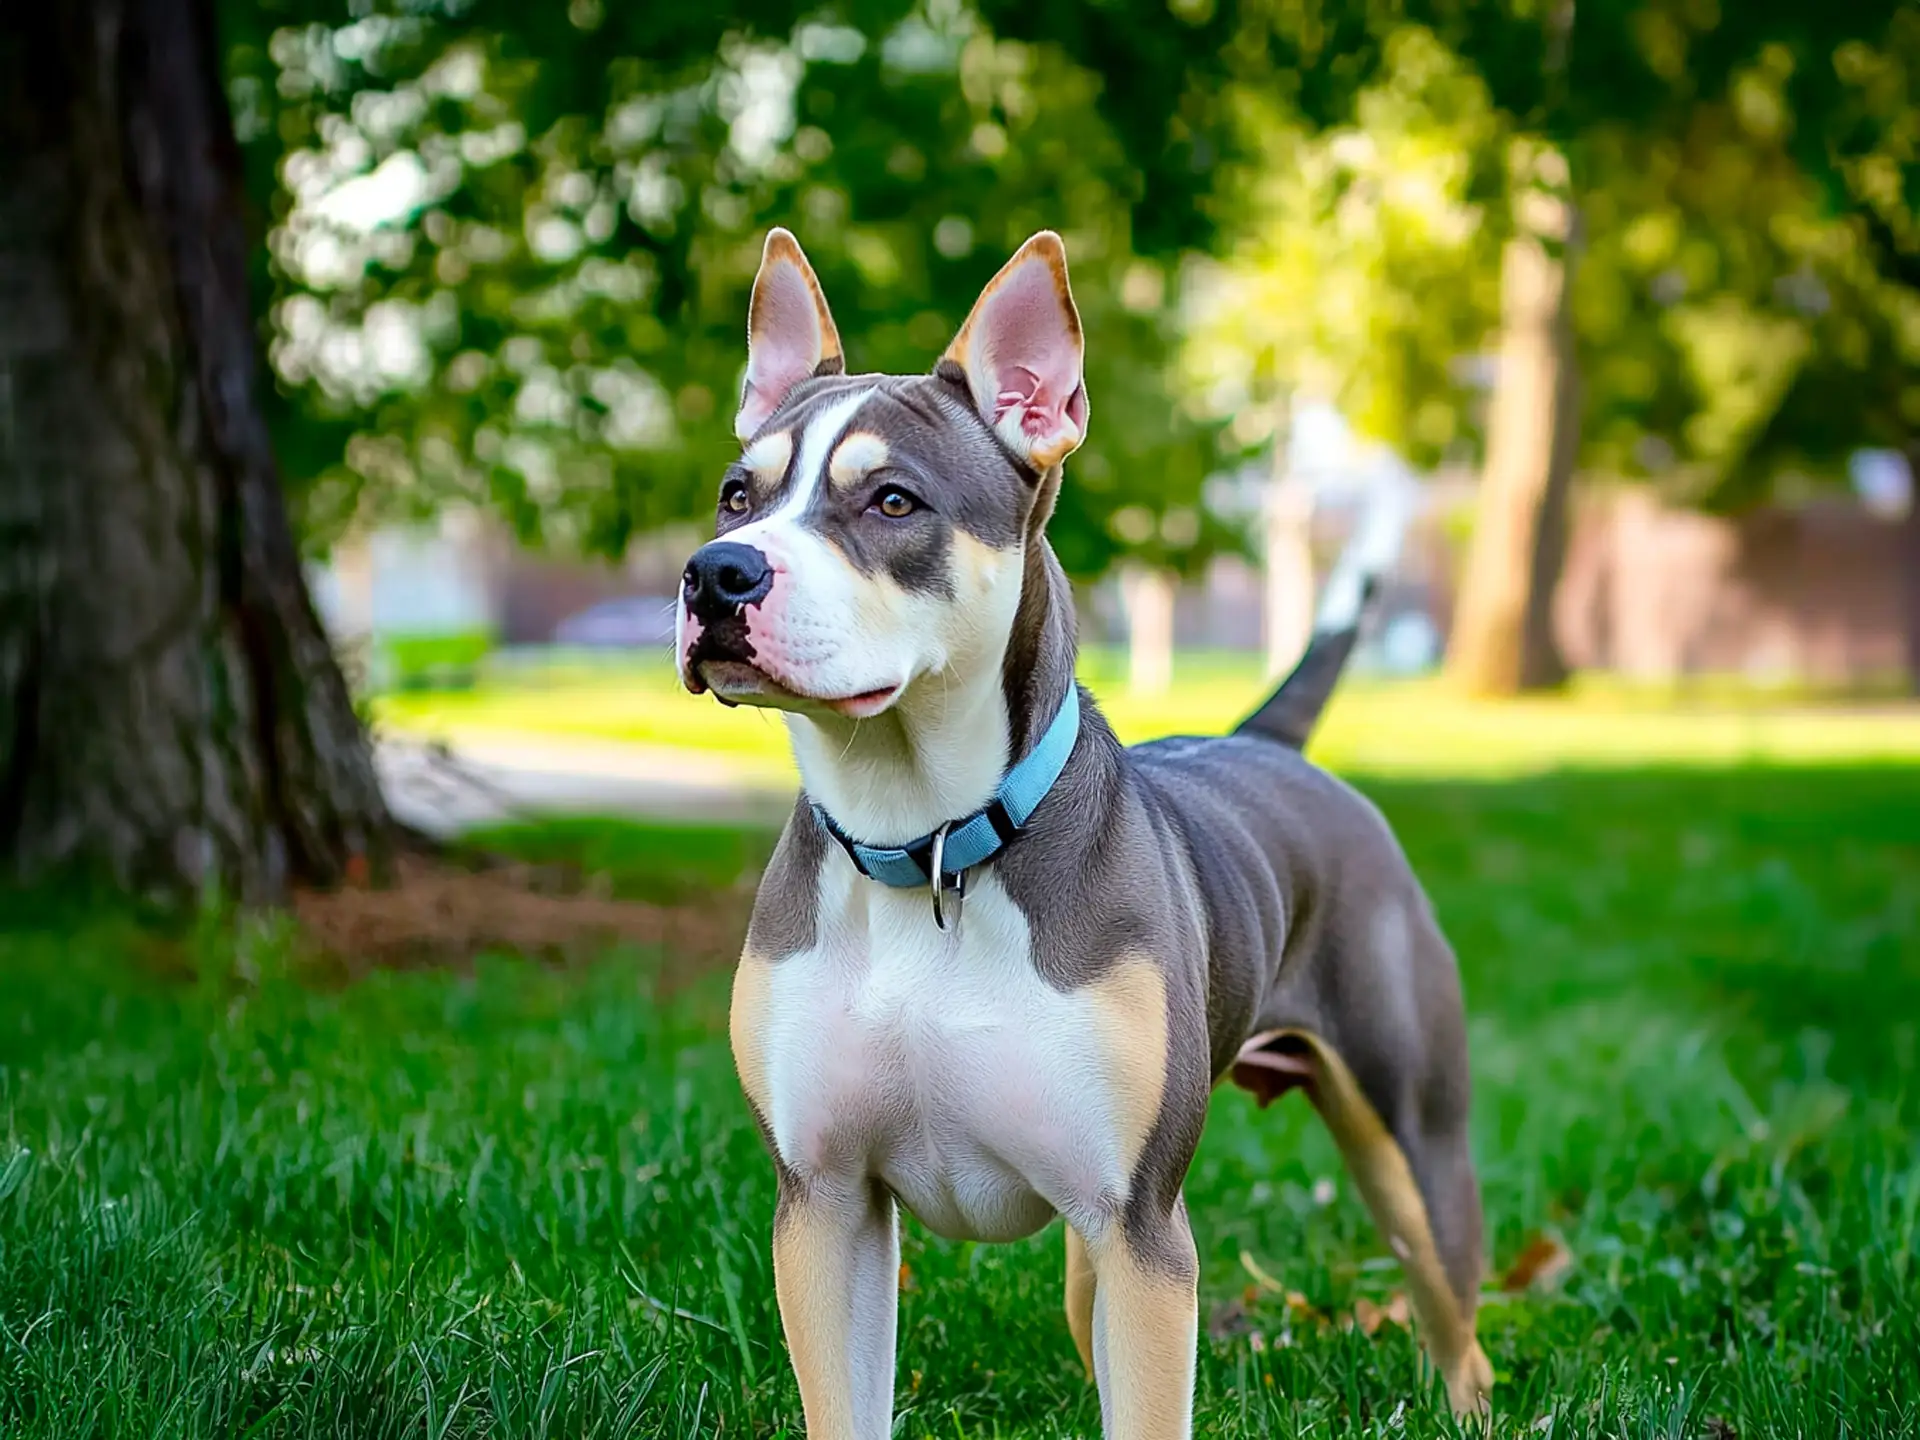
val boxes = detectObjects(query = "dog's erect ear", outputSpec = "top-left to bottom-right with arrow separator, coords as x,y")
736,228 -> 843,441
942,231 -> 1088,471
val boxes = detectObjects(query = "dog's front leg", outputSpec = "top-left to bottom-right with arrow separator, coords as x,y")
1085,1197 -> 1199,1440
772,1174 -> 899,1440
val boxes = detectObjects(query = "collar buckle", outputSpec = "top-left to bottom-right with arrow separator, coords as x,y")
928,822 -> 967,933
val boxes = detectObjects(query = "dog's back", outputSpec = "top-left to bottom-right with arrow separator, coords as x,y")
1118,476 -> 1424,1067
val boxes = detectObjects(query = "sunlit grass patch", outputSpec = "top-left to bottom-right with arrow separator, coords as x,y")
374,650 -> 1920,781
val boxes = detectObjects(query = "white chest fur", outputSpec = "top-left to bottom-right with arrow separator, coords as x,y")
731,861 -> 1169,1243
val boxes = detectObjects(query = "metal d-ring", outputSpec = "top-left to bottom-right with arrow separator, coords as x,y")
928,822 -> 966,932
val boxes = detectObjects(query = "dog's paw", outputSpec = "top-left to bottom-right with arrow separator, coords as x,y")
1445,1342 -> 1495,1425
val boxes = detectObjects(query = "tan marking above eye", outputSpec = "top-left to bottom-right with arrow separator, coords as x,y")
742,430 -> 793,479
828,431 -> 890,490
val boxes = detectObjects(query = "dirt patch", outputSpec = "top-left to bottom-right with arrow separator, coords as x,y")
292,853 -> 751,986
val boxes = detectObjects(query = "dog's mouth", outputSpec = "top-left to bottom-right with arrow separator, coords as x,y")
692,658 -> 901,720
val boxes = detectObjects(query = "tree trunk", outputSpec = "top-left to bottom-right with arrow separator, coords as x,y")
1264,467 -> 1316,680
0,0 -> 390,900
1903,441 -> 1920,695
1447,171 -> 1579,696
1120,565 -> 1176,696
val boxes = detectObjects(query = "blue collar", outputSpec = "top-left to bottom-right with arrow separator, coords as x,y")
811,683 -> 1082,889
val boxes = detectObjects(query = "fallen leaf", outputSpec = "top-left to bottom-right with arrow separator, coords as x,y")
1500,1233 -> 1574,1293
1240,1249 -> 1287,1293
1284,1289 -> 1327,1326
897,1262 -> 917,1293
1348,1291 -> 1413,1336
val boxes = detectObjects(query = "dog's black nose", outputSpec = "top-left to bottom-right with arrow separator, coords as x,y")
683,541 -> 774,619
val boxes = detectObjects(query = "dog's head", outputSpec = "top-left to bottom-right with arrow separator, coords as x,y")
677,229 -> 1086,719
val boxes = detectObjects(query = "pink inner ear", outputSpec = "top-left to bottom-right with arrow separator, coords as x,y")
739,260 -> 827,437
972,256 -> 1085,453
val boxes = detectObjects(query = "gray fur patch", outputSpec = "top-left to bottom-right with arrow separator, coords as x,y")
724,373 -> 1033,596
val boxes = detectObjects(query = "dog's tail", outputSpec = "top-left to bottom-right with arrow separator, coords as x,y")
1235,480 -> 1408,751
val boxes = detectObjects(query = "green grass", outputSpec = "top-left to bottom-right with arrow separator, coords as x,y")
453,816 -> 774,908
4,763 -> 1919,1437
374,651 -> 1920,780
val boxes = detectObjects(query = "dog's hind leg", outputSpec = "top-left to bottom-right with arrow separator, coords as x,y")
1064,1223 -> 1097,1377
1235,1026 -> 1492,1419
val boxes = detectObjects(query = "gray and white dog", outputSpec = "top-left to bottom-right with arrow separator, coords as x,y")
676,228 -> 1493,1437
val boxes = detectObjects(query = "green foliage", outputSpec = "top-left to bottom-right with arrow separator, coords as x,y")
221,0 -> 1232,578
1186,1 -> 1920,506
1183,27 -> 1506,470
381,630 -> 494,688
455,816 -> 775,908
1568,9 -> 1920,503
5,767 -> 1920,1435
215,0 -> 1920,566
1410,1 -> 1920,500
1730,8 -> 1920,496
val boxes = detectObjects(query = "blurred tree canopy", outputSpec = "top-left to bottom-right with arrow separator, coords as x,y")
12,0 -> 1913,906
220,0 -> 1919,586
1182,27 -> 1507,470
218,0 -> 1248,579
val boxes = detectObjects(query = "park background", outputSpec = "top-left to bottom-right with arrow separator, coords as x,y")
1,1 -> 1917,1436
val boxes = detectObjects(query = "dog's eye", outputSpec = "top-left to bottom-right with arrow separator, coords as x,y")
721,481 -> 749,515
873,487 -> 918,519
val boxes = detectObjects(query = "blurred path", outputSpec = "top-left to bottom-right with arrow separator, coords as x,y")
377,732 -> 796,837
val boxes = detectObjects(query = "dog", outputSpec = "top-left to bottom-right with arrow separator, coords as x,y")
676,228 -> 1493,1437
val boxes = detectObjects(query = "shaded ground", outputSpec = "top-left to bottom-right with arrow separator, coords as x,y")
291,855 -> 746,984
2,763 -> 1917,1438
293,815 -> 779,980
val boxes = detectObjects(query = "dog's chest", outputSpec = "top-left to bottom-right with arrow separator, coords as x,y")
735,868 -> 1168,1243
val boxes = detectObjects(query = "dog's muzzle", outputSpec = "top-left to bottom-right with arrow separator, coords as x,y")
681,540 -> 773,692
682,541 -> 773,623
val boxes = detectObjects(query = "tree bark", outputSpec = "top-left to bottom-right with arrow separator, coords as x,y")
1903,441 -> 1920,695
1120,565 -> 1176,696
0,0 -> 390,900
1446,173 -> 1579,696
1264,466 -> 1316,680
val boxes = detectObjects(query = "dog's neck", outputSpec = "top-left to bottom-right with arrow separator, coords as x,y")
785,536 -> 1079,847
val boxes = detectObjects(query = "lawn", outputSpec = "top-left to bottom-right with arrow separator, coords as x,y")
3,758 -> 1918,1436
374,649 -> 1920,780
